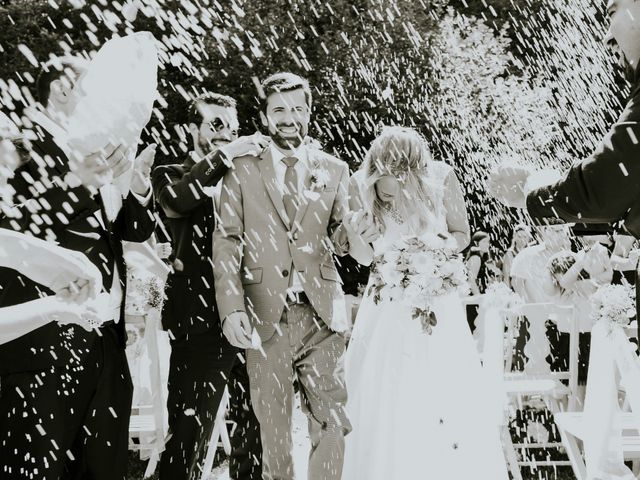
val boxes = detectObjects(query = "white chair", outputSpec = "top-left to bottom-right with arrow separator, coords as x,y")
199,388 -> 235,480
506,303 -> 580,412
555,323 -> 640,480
499,303 -> 580,477
128,313 -> 166,478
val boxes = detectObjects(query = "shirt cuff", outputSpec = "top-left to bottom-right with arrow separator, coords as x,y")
216,146 -> 234,167
523,169 -> 562,198
222,309 -> 246,325
131,186 -> 152,206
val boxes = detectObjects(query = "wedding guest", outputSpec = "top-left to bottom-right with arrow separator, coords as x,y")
0,228 -> 103,342
0,53 -> 155,480
610,233 -> 638,285
465,230 -> 491,295
465,230 -> 492,332
545,248 -> 613,400
510,225 -> 572,303
509,224 -> 572,369
502,224 -> 533,289
152,92 -> 263,480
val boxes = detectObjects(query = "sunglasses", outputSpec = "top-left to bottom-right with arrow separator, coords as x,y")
206,118 -> 238,137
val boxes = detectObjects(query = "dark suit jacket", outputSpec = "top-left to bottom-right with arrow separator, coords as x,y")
527,71 -> 640,237
0,123 -> 155,374
152,151 -> 229,339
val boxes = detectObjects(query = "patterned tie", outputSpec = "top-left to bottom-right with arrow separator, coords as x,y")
282,156 -> 299,227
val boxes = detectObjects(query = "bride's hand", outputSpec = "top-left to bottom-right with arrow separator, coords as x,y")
345,211 -> 379,244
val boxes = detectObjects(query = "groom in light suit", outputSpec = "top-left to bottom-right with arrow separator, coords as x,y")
213,72 -> 372,480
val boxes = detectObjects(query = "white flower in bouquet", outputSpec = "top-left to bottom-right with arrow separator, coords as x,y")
382,249 -> 402,266
423,275 -> 445,294
378,261 -> 404,287
590,284 -> 635,331
413,251 -> 438,276
403,280 -> 424,302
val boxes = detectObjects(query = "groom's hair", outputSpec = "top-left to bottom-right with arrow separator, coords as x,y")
35,56 -> 88,106
187,92 -> 237,125
260,72 -> 312,110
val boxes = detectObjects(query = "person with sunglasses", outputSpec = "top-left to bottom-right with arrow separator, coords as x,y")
152,92 -> 266,480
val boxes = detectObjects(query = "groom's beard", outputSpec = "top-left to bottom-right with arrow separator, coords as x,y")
269,122 -> 307,151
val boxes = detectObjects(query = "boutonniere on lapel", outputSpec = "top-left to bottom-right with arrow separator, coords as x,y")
305,161 -> 330,201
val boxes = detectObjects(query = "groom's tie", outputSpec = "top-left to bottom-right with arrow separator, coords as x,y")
282,156 -> 299,227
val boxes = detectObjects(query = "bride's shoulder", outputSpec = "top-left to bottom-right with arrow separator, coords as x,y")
429,161 -> 454,181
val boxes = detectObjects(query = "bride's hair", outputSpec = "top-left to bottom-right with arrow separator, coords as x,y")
362,126 -> 439,232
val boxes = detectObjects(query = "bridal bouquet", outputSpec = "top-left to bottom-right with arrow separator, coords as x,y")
125,272 -> 165,317
369,233 -> 468,334
590,283 -> 635,332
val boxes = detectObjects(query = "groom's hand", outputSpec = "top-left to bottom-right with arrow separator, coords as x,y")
222,311 -> 254,348
219,132 -> 270,163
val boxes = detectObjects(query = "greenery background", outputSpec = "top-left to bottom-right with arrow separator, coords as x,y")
0,0 -> 624,234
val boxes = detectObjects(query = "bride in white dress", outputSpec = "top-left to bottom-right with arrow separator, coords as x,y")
343,127 -> 509,479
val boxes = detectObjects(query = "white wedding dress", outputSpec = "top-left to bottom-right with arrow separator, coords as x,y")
343,166 -> 509,479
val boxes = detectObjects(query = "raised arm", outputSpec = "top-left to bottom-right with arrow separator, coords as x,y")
527,102 -> 640,235
152,150 -> 230,218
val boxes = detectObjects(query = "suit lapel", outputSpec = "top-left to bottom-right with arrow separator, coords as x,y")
258,148 -> 290,228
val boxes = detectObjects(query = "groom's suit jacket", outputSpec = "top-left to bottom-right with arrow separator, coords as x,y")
213,146 -> 350,342
0,123 -> 155,374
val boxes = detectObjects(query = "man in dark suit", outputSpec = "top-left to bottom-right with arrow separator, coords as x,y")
0,57 -> 156,480
152,93 -> 264,480
490,0 -> 640,339
490,0 -> 640,238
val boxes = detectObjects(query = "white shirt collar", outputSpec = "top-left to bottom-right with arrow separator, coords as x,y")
270,142 -> 308,166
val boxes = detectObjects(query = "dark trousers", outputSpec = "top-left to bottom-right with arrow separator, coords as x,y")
159,329 -> 262,480
546,323 -> 591,384
0,324 -> 132,480
228,355 -> 263,480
